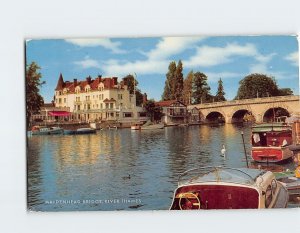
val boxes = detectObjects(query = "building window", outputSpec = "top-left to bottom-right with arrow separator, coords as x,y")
100,103 -> 103,109
123,112 -> 132,118
59,98 -> 62,104
110,113 -> 114,117
64,98 -> 66,103
110,103 -> 113,109
105,103 -> 109,109
87,104 -> 90,110
78,105 -> 80,110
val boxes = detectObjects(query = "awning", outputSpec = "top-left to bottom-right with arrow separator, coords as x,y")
48,111 -> 71,117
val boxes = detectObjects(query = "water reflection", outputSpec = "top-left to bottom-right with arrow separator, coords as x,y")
27,124 -> 299,211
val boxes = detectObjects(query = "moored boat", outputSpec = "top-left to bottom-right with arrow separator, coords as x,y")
31,126 -> 63,135
76,128 -> 96,134
170,167 -> 288,210
131,124 -> 141,130
251,123 -> 293,163
141,123 -> 164,130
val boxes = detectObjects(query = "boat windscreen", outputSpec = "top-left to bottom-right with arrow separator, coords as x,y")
178,167 -> 264,186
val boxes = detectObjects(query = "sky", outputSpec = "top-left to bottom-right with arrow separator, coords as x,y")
26,36 -> 299,102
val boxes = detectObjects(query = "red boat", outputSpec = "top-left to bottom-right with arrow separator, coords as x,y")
251,123 -> 293,163
170,167 -> 288,210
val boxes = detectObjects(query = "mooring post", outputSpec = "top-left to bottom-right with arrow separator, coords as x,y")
241,131 -> 249,168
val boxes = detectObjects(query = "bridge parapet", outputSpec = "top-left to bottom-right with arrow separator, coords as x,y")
189,95 -> 300,109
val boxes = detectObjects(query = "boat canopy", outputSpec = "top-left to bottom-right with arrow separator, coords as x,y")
48,111 -> 71,117
252,123 -> 291,133
178,167 -> 265,186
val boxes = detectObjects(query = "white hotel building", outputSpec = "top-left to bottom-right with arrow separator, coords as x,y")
54,74 -> 148,124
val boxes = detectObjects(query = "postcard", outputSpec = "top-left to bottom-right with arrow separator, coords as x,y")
26,35 -> 300,211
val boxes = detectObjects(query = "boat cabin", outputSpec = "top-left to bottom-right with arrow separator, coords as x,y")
252,123 -> 292,147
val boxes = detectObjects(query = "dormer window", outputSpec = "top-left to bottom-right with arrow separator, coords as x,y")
85,85 -> 91,92
98,83 -> 104,91
75,86 -> 81,94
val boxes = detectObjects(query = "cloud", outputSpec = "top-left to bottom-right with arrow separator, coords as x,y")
100,36 -> 206,76
74,56 -> 101,69
146,36 -> 206,60
205,72 -> 242,82
184,43 -> 258,68
65,38 -> 126,54
285,51 -> 299,66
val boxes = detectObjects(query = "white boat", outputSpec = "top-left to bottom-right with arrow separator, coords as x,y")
131,124 -> 141,130
170,167 -> 288,210
31,126 -> 63,135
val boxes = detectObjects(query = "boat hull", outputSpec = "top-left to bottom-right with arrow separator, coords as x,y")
251,147 -> 293,163
31,128 -> 63,135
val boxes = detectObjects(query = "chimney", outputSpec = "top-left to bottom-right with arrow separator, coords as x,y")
97,75 -> 102,82
86,76 -> 92,84
73,78 -> 77,86
112,77 -> 118,86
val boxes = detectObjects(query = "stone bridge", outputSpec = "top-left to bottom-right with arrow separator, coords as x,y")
188,95 -> 300,123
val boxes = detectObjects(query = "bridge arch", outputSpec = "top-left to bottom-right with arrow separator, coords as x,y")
205,111 -> 226,123
231,109 -> 256,123
263,107 -> 290,122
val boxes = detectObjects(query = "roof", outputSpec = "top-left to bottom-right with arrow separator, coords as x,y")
252,123 -> 292,133
156,100 -> 186,107
48,111 -> 71,117
55,74 -> 125,93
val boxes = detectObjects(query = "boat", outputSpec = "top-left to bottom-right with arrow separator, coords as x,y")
251,123 -> 293,163
63,128 -> 96,135
170,167 -> 288,210
76,128 -> 96,134
275,171 -> 300,196
131,124 -> 141,130
31,126 -> 63,135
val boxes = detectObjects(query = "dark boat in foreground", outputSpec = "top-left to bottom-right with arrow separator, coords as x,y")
170,167 -> 288,210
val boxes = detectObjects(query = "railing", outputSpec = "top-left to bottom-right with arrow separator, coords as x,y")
189,95 -> 299,109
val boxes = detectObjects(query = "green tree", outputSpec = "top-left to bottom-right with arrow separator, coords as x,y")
235,73 -> 292,99
174,60 -> 184,100
135,89 -> 144,106
123,74 -> 138,94
215,78 -> 226,101
26,62 -> 44,129
162,61 -> 176,100
144,99 -> 163,122
192,72 -> 211,104
183,71 -> 193,105
278,88 -> 293,96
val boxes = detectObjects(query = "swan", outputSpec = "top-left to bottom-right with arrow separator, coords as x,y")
122,174 -> 131,180
221,145 -> 226,157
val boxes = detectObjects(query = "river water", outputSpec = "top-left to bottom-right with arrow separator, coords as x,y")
27,124 -> 298,211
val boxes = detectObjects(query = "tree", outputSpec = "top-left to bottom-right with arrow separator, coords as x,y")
174,60 -> 184,100
278,88 -> 293,96
123,74 -> 138,94
235,73 -> 293,99
192,72 -> 211,104
144,99 -> 163,122
135,89 -> 144,106
162,61 -> 176,100
183,71 -> 193,105
215,78 -> 226,101
26,62 -> 44,129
